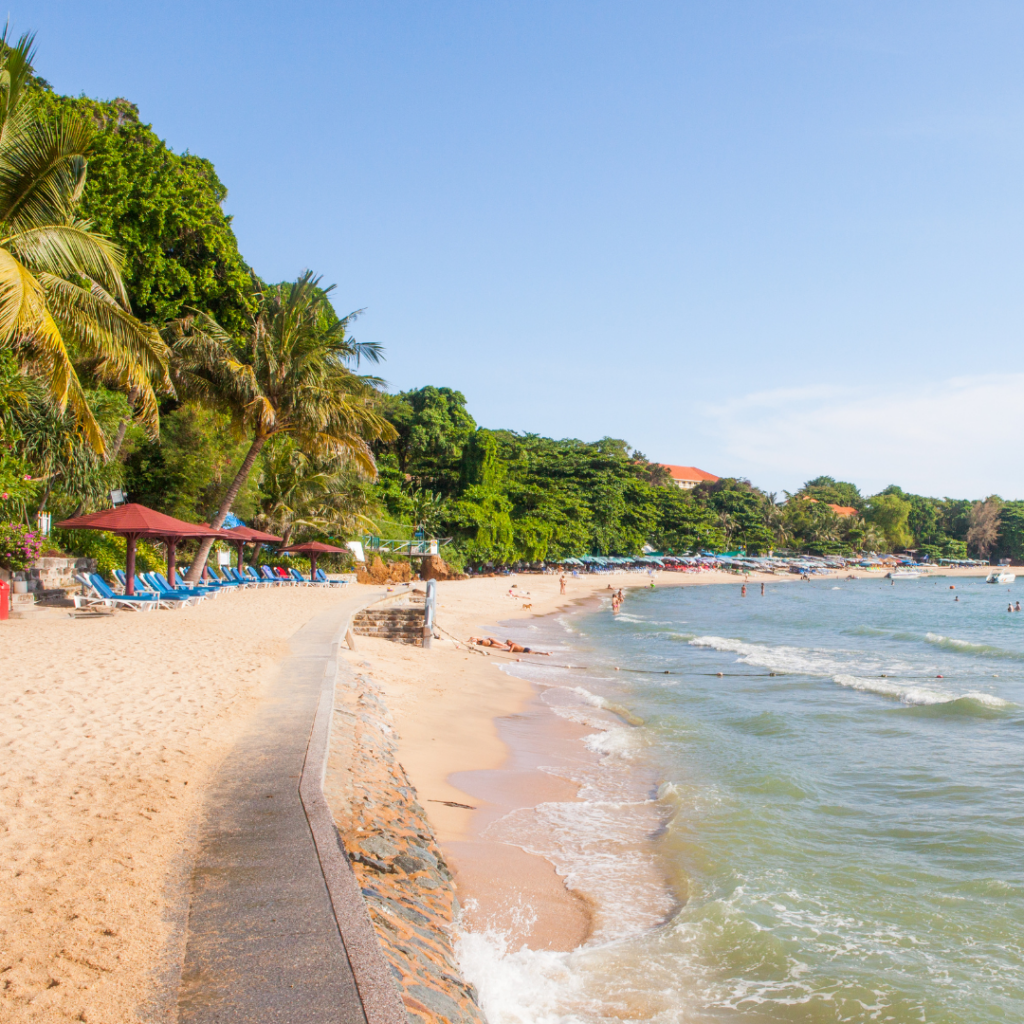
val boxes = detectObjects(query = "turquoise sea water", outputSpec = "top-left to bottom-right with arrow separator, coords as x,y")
459,577 -> 1024,1023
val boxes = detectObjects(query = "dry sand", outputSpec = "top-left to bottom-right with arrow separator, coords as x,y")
0,587 -> 358,1024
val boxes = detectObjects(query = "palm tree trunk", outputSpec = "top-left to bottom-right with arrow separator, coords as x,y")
185,435 -> 268,582
106,390 -> 138,464
106,419 -> 129,463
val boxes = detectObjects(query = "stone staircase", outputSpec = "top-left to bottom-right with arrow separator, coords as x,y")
352,596 -> 427,646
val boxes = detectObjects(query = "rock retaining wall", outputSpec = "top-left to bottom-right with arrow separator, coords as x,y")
325,672 -> 485,1024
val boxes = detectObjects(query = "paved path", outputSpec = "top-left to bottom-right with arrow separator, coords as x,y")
178,599 -> 372,1024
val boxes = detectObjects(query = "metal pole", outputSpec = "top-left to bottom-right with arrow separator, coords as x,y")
423,578 -> 436,648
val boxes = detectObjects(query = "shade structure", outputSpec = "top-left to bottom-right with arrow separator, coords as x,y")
220,525 -> 283,571
277,540 -> 347,579
57,503 -> 224,596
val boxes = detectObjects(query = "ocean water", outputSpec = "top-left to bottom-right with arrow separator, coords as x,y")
457,577 -> 1024,1023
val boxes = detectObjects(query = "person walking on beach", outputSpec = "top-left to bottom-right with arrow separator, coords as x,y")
560,575 -> 566,595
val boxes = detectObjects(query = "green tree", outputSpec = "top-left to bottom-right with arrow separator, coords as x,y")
123,403 -> 262,523
382,385 -> 476,495
0,31 -> 170,452
31,92 -> 255,336
170,272 -> 395,580
796,475 -> 864,510
864,492 -> 913,551
651,486 -> 725,552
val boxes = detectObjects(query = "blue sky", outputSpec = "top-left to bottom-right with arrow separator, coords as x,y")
27,1 -> 1024,497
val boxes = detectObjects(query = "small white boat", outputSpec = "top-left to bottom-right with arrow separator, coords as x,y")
985,572 -> 1016,585
886,571 -> 922,579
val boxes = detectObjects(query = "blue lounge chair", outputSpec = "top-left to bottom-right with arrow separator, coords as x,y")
208,567 -> 244,587
315,568 -> 347,587
227,567 -> 259,586
259,565 -> 291,585
147,572 -> 211,603
288,567 -> 317,586
77,573 -> 167,611
173,569 -> 222,594
138,572 -> 197,604
246,566 -> 275,585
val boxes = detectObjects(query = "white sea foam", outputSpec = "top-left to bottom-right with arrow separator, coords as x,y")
584,725 -> 640,758
456,928 -> 585,1024
832,674 -> 1010,708
688,635 -> 903,676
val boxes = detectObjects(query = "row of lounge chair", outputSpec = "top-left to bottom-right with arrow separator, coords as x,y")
73,564 -> 347,612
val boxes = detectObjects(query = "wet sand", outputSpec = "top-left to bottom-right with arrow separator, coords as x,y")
346,565 -> 998,953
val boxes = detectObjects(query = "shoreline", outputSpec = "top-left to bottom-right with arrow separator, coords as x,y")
341,564 -> 1001,959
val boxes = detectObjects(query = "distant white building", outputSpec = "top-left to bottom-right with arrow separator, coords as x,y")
660,465 -> 720,489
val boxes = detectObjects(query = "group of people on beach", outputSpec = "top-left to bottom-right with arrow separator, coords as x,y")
609,586 -> 625,613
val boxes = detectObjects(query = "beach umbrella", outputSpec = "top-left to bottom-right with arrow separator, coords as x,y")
276,540 -> 347,579
220,525 -> 283,569
57,503 -> 223,595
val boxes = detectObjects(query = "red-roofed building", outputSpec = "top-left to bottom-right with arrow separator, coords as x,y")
661,465 -> 720,490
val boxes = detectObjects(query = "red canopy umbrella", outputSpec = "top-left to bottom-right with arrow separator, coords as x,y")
57,503 -> 223,595
220,525 -> 283,572
277,540 -> 347,580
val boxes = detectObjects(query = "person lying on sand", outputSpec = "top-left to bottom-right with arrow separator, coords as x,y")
505,639 -> 550,654
469,636 -> 511,649
467,636 -> 551,654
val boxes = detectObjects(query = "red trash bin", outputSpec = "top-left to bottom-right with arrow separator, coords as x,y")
0,579 -> 9,621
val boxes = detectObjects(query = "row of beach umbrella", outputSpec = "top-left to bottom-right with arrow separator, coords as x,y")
56,503 -> 346,596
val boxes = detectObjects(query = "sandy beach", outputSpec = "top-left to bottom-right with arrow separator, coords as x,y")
0,588 -> 359,1024
0,563 -> 997,1021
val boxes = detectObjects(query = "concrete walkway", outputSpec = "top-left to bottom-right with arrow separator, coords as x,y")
177,596 -> 399,1024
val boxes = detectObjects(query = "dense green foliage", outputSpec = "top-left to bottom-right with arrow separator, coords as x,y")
31,91 -> 255,335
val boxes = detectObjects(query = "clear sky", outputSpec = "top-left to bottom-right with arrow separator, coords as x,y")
26,1 -> 1024,498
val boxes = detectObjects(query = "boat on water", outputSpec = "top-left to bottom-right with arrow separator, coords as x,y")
986,571 -> 1016,584
886,570 -> 922,579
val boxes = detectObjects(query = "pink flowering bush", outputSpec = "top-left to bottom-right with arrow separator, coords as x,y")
0,522 -> 43,572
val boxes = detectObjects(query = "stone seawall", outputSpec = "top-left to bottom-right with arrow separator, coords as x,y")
324,670 -> 486,1024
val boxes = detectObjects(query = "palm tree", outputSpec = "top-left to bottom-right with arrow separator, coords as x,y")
0,31 -> 170,453
170,271 -> 396,581
252,439 -> 377,552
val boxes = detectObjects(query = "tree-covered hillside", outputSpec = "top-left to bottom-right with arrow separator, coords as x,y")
2,31 -> 1023,575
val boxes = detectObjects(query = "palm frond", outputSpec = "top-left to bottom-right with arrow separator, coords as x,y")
0,117 -> 98,242
5,222 -> 128,304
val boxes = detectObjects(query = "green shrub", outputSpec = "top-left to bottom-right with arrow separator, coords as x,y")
54,529 -> 164,579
